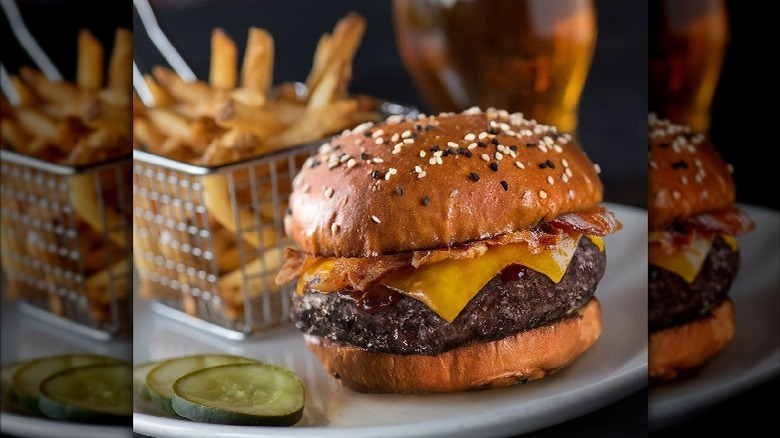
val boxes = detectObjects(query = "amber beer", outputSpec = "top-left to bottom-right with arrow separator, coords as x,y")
392,0 -> 596,133
649,0 -> 729,134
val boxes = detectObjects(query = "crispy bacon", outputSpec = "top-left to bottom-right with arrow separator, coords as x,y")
276,206 -> 622,290
649,206 -> 754,254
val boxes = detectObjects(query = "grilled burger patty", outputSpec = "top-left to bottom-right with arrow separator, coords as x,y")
292,238 -> 606,355
649,236 -> 739,333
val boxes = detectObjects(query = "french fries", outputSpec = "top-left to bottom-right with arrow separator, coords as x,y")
133,13 -> 389,326
0,28 -> 133,328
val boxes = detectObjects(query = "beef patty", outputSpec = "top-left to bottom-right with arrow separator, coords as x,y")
292,237 -> 606,355
649,236 -> 740,333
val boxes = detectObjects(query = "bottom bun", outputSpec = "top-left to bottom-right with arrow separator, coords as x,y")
649,298 -> 735,382
303,297 -> 602,393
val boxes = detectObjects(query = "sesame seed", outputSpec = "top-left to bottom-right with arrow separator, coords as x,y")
539,190 -> 548,199
396,186 -> 403,196
372,129 -> 384,138
450,189 -> 459,198
402,130 -> 412,139
339,154 -> 350,163
672,190 -> 681,200
420,150 -> 426,158
726,164 -> 734,174
547,175 -> 555,185
403,138 -> 415,144
495,152 -> 504,160
500,181 -> 508,191
371,215 -> 381,223
594,163 -> 601,174
324,187 -> 334,198
394,142 -> 404,150
561,158 -> 569,167
373,157 -> 384,163
385,172 -> 392,181
388,168 -> 397,175
515,161 -> 525,169
422,196 -> 430,206
464,133 -> 476,141
417,171 -> 427,178
415,165 -> 423,173
702,189 -> 709,199
468,142 -> 478,150
436,156 -> 443,165
562,174 -> 569,183
680,175 -> 688,185
481,154 -> 490,162
568,189 -> 575,199
433,150 -> 443,157
553,145 -> 563,153
347,158 -> 357,168
470,172 -> 481,181
302,183 -> 311,193
391,133 -> 400,142
429,157 -> 437,165
375,137 -> 385,145
539,144 -> 548,153
478,132 -> 489,140
565,168 -> 573,177
447,141 -> 459,148
489,162 -> 499,172
331,223 -> 340,234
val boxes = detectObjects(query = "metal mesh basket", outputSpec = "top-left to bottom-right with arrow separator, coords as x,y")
0,151 -> 133,339
133,144 -> 314,339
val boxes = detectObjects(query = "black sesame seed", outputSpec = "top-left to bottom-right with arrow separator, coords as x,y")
441,149 -> 450,157
490,138 -> 499,145
500,181 -> 508,191
360,153 -> 368,160
465,151 -> 473,158
332,144 -> 341,150
539,162 -> 548,169
333,372 -> 341,379
363,131 -> 373,137
371,169 -> 381,179
546,159 -> 555,169
412,133 -> 418,140
509,145 -> 518,151
526,143 -> 536,148
477,141 -> 488,148
487,126 -> 499,135
422,196 -> 430,206
470,172 -> 480,181
429,145 -> 440,152
396,186 -> 404,196
448,147 -> 457,155
311,159 -> 321,167
458,147 -> 467,155
660,142 -> 670,148
489,162 -> 499,172
425,124 -> 435,131
415,124 -> 422,131
286,207 -> 292,215
672,159 -> 688,169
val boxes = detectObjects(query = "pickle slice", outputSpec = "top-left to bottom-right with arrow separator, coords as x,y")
145,354 -> 257,416
38,363 -> 131,424
11,354 -> 122,414
171,363 -> 304,426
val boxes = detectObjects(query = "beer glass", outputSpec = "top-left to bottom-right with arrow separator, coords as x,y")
649,0 -> 729,134
392,0 -> 597,134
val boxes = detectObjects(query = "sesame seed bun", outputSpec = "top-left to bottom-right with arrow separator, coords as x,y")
648,114 -> 736,230
649,298 -> 735,382
304,297 -> 602,393
286,108 -> 604,258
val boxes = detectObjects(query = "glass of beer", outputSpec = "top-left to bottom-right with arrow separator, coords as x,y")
649,0 -> 729,134
392,0 -> 597,134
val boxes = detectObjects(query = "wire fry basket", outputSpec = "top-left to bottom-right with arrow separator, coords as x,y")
0,151 -> 133,339
133,143 -> 313,339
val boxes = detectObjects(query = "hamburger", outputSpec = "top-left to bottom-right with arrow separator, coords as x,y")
647,114 -> 754,382
277,107 -> 622,393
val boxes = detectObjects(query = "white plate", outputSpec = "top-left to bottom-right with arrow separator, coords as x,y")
0,412 -> 131,438
132,203 -> 648,438
648,204 -> 780,430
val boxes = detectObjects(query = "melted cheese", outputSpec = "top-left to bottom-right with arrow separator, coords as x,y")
649,235 -> 738,284
297,235 -> 603,323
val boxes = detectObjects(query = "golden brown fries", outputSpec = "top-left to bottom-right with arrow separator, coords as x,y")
132,12 -> 380,166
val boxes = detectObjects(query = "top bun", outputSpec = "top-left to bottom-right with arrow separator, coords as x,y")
648,114 -> 736,230
286,108 -> 604,257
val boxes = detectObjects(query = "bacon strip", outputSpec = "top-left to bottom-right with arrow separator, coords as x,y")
649,206 -> 754,253
276,206 -> 622,290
